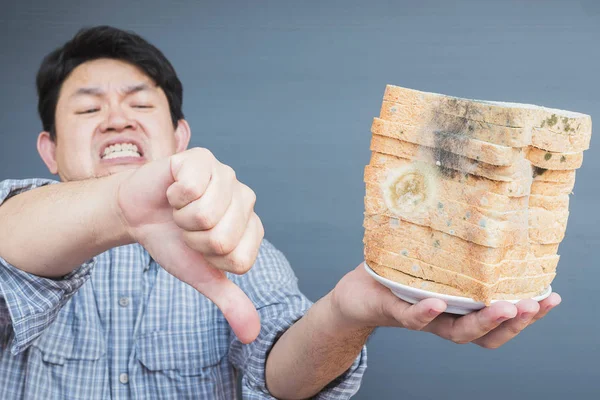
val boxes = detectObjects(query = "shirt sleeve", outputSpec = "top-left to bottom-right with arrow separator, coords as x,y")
227,239 -> 367,399
0,178 -> 96,355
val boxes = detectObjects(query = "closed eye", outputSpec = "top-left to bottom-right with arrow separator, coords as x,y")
132,105 -> 153,109
76,108 -> 100,114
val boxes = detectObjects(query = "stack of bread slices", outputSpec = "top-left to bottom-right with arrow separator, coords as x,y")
363,85 -> 592,304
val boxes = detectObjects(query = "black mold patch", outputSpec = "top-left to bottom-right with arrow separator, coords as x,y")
532,166 -> 548,177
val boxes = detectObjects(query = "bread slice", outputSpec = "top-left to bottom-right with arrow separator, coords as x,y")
364,214 -> 560,257
529,208 -> 569,244
533,168 -> 576,183
364,229 -> 559,282
364,182 -> 527,224
370,152 -> 531,197
364,166 -> 528,212
370,134 -> 532,182
530,180 -> 575,196
379,100 -> 531,147
371,117 -> 524,166
365,246 -> 555,304
364,214 -> 530,262
527,147 -> 583,170
381,85 -> 592,152
532,127 -> 591,153
529,194 -> 570,212
364,203 -> 527,248
364,185 -> 528,227
529,207 -> 569,227
368,262 -> 550,302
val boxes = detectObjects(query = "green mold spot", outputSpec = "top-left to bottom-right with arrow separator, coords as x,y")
438,202 -> 444,209
433,239 -> 440,248
560,155 -> 566,162
546,114 -> 558,127
544,152 -> 552,161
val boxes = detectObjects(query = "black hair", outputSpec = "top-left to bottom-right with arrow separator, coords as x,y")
36,25 -> 184,141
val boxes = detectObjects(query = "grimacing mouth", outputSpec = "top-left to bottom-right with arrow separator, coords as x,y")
99,140 -> 145,160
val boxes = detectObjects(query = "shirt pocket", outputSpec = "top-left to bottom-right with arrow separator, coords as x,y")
31,324 -> 105,365
135,329 -> 226,374
132,328 -> 235,400
27,324 -> 107,400
134,329 -> 230,398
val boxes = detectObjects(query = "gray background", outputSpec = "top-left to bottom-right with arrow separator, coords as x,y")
1,0 -> 599,398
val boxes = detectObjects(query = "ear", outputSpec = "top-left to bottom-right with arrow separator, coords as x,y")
37,131 -> 58,175
173,119 -> 191,153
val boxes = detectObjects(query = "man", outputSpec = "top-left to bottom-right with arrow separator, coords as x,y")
0,26 -> 560,399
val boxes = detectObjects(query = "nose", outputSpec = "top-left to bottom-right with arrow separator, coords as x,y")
99,106 -> 136,133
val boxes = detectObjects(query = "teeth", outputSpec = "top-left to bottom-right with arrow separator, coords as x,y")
103,150 -> 141,160
102,143 -> 140,158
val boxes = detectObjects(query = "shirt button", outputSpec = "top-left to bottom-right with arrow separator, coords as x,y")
119,373 -> 129,384
118,297 -> 130,307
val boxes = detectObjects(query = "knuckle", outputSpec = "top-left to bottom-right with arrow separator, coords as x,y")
447,332 -> 469,345
257,217 -> 265,238
194,211 -> 218,229
208,233 -> 236,255
228,254 -> 252,275
506,324 -> 523,336
192,147 -> 214,159
179,182 -> 202,201
245,186 -> 257,206
222,164 -> 236,180
405,321 -> 424,331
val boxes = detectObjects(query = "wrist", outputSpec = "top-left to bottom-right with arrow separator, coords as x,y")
324,291 -> 374,339
106,171 -> 136,247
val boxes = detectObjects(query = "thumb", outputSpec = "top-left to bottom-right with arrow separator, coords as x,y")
166,237 -> 261,344
192,267 -> 262,344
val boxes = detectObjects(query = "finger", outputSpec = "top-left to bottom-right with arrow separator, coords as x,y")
167,149 -> 215,209
529,292 -> 561,325
204,212 -> 264,275
172,166 -> 235,231
149,229 -> 260,344
385,297 -> 447,330
183,184 -> 256,256
192,268 -> 261,344
473,299 -> 540,349
423,301 -> 517,344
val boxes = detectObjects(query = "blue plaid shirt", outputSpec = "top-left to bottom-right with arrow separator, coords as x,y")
0,179 -> 367,399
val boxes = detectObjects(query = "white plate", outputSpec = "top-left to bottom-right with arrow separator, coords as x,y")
364,262 -> 552,315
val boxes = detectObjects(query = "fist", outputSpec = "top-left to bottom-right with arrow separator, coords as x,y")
167,148 -> 264,275
116,147 -> 264,343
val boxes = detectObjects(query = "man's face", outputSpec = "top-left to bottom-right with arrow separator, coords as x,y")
38,58 -> 189,181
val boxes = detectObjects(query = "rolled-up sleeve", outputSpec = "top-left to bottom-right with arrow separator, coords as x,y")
0,179 -> 96,355
228,239 -> 367,399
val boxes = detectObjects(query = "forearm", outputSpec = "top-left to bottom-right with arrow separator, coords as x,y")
265,291 -> 372,399
0,173 -> 133,278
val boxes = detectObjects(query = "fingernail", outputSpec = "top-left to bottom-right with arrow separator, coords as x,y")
496,316 -> 510,323
429,308 -> 442,316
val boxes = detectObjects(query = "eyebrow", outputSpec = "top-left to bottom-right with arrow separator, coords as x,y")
69,83 -> 153,99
